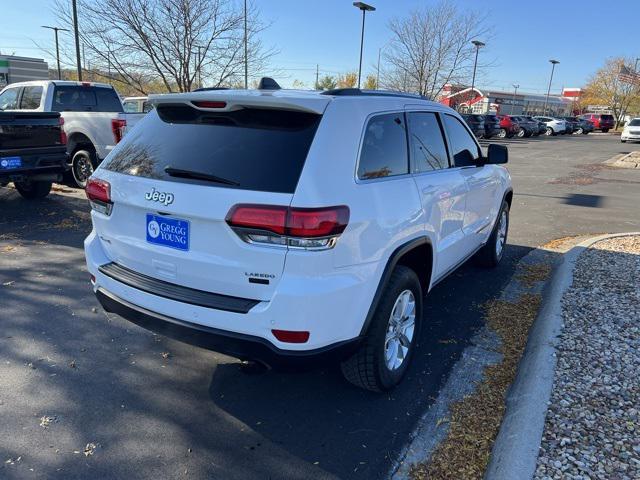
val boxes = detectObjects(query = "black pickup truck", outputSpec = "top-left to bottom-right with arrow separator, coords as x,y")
0,111 -> 68,199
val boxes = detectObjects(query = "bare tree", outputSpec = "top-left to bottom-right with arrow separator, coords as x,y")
381,1 -> 491,99
52,0 -> 275,94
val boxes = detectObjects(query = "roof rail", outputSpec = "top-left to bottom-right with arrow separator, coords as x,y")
193,87 -> 229,92
320,88 -> 429,101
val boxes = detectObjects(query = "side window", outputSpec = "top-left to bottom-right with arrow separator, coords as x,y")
358,113 -> 409,180
52,86 -> 97,111
142,101 -> 154,113
0,88 -> 20,110
442,114 -> 481,168
407,112 -> 449,172
19,86 -> 43,109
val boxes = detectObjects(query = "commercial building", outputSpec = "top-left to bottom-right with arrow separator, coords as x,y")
439,84 -> 574,116
0,55 -> 49,88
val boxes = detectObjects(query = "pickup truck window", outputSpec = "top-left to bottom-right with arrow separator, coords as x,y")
0,87 -> 20,110
52,86 -> 124,113
442,114 -> 481,168
19,86 -> 43,110
407,112 -> 449,172
358,113 -> 409,180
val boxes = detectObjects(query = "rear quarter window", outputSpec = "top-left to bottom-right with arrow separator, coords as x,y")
102,106 -> 321,194
357,113 -> 409,180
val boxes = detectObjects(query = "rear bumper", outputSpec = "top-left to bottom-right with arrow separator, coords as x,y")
96,287 -> 361,369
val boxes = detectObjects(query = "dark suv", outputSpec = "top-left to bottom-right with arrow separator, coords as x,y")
511,116 -> 539,137
482,115 -> 501,139
461,114 -> 485,138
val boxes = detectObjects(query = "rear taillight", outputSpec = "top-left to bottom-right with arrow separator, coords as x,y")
59,117 -> 67,145
86,177 -> 113,215
226,204 -> 349,250
111,118 -> 127,144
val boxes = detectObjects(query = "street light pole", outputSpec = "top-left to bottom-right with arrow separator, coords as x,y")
71,0 -> 82,81
470,40 -> 485,98
41,26 -> 70,80
375,47 -> 381,89
544,59 -> 560,116
510,83 -> 519,115
244,0 -> 248,89
353,2 -> 375,89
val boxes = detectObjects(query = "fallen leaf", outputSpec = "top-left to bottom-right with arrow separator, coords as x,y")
2,281 -> 15,286
161,352 -> 171,359
84,443 -> 97,456
40,415 -> 57,428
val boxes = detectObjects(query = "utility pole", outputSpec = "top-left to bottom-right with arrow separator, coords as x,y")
510,84 -> 519,115
72,0 -> 82,81
543,59 -> 560,116
41,26 -> 69,80
315,64 -> 319,90
244,0 -> 248,89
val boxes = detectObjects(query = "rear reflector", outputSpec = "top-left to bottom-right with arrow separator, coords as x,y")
192,101 -> 227,109
86,178 -> 113,215
271,329 -> 310,343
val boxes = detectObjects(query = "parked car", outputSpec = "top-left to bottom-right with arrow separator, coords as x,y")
496,114 -> 520,138
462,114 -> 485,138
0,80 -> 124,188
535,119 -> 547,135
533,116 -> 567,136
84,83 -> 513,392
113,96 -> 153,144
510,116 -> 538,137
620,117 -> 640,143
564,116 -> 593,135
0,110 -> 68,199
578,113 -> 615,133
483,114 -> 501,139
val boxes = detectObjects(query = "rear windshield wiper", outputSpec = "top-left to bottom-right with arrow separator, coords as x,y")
164,167 -> 239,186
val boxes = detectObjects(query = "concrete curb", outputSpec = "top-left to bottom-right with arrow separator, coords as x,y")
484,232 -> 640,480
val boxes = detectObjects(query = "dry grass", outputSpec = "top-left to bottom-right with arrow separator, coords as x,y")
516,263 -> 552,288
410,292 -> 544,480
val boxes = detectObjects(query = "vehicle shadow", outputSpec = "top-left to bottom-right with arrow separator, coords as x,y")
207,243 -> 534,479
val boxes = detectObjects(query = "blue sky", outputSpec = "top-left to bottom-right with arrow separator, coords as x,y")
2,0 -> 639,93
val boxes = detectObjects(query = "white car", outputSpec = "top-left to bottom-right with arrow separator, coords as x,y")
621,118 -> 640,143
533,116 -> 567,136
84,82 -> 513,391
0,80 -> 124,187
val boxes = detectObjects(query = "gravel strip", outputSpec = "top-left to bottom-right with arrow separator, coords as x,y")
534,236 -> 640,480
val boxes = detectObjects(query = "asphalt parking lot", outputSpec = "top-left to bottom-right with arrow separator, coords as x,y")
1,135 -> 639,480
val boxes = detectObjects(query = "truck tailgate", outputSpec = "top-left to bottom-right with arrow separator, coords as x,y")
0,112 -> 63,149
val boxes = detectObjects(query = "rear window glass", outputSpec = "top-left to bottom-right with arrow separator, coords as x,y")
52,86 -> 123,112
19,86 -> 43,109
600,115 -> 614,121
102,106 -> 321,194
358,113 -> 409,180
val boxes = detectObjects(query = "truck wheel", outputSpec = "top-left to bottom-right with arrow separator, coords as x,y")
14,180 -> 52,199
341,266 -> 422,392
71,149 -> 97,189
476,201 -> 509,268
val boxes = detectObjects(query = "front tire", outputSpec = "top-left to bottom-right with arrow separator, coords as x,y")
497,128 -> 507,139
574,127 -> 584,135
341,266 -> 422,392
545,127 -> 554,136
14,180 -> 52,199
476,201 -> 509,268
71,149 -> 97,189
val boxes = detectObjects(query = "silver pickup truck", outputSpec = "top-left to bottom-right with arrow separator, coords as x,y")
0,80 -> 124,188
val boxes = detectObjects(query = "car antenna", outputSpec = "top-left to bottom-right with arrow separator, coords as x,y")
258,77 -> 281,90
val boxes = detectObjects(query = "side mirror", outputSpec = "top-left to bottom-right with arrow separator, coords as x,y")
486,144 -> 508,164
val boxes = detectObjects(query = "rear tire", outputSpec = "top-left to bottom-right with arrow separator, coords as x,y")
601,128 -> 609,133
341,266 -> 422,392
497,128 -> 507,139
476,201 -> 509,268
71,148 -> 97,189
621,139 -> 627,143
545,127 -> 554,136
14,180 -> 52,199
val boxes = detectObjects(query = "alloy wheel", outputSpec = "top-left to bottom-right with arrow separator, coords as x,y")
384,290 -> 416,371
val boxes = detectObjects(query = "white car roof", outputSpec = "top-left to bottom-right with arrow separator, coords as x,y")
1,80 -> 114,89
148,88 -> 447,116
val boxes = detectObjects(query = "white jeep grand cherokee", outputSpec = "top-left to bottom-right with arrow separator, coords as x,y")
84,83 -> 512,391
